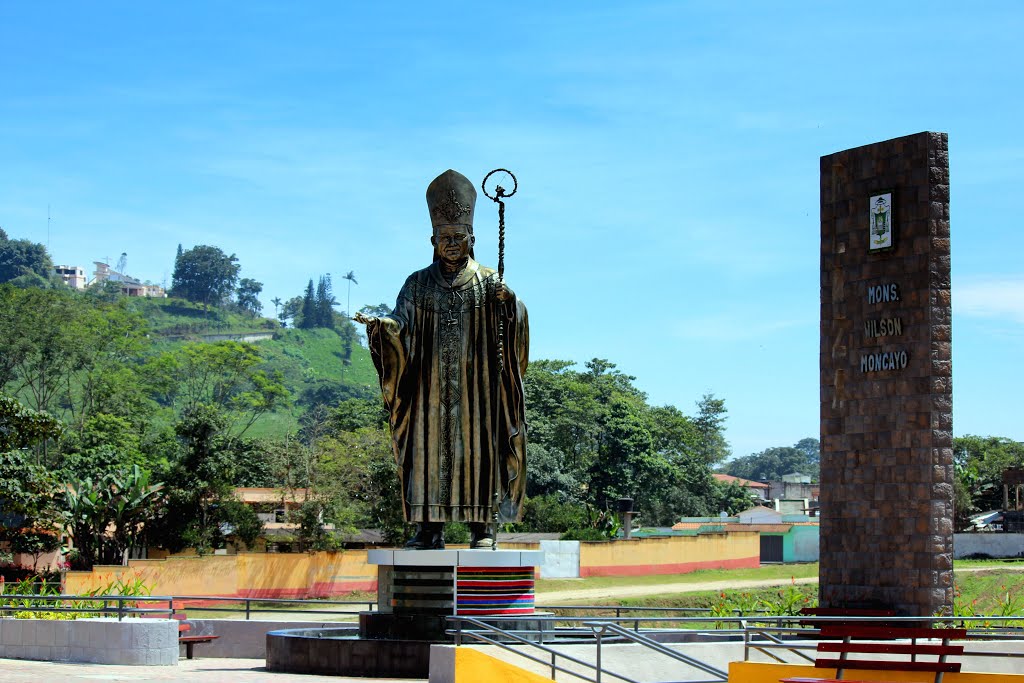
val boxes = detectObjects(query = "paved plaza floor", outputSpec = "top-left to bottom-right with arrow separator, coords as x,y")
0,657 -> 420,682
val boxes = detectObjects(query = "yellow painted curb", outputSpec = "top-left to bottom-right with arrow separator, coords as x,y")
455,647 -> 555,682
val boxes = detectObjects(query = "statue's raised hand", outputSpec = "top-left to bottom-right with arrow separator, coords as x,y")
353,312 -> 377,325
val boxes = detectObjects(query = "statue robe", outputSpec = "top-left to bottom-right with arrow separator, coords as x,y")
366,258 -> 528,523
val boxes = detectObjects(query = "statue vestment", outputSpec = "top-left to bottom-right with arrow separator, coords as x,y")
364,171 -> 528,534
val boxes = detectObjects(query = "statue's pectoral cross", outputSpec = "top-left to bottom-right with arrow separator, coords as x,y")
443,290 -> 464,327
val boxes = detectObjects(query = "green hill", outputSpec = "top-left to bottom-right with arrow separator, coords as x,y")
135,296 -> 379,439
128,297 -> 279,337
248,327 -> 378,438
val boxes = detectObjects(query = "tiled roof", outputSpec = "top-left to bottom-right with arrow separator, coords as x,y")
713,473 -> 770,489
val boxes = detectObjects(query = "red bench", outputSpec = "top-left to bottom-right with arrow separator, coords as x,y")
172,613 -> 220,659
780,623 -> 967,683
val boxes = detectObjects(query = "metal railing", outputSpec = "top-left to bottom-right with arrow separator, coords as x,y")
587,621 -> 728,683
448,613 -> 750,682
447,613 -> 1024,683
742,614 -> 1024,664
0,594 -> 377,621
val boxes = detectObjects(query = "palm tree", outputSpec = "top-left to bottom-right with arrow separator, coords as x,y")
271,297 -> 283,319
342,271 -> 358,316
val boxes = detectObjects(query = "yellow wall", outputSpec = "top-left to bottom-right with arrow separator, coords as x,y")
729,661 -> 1024,683
65,550 -> 376,598
64,534 -> 761,597
579,532 -> 760,577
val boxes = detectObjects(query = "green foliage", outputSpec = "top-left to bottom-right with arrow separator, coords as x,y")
524,359 -> 728,526
693,394 -> 730,465
521,494 -> 589,532
315,425 -> 407,544
170,244 -> 241,309
1,573 -> 155,620
0,395 -> 63,558
236,278 -> 263,317
148,404 -> 256,554
130,296 -> 271,337
714,480 -> 760,515
0,285 -> 150,426
954,435 -> 1024,530
0,232 -> 53,284
560,506 -> 621,541
445,522 -> 470,544
219,498 -> 264,550
0,393 -> 62,452
723,438 -> 820,482
145,340 -> 290,438
59,465 -> 164,569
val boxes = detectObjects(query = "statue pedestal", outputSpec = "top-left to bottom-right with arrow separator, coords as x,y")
370,548 -> 543,616
268,548 -> 545,679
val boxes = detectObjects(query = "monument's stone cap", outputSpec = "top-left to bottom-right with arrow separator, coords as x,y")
368,548 -> 544,567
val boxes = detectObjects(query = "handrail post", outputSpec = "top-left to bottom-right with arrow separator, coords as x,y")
550,650 -> 556,680
245,598 -> 251,620
595,628 -> 602,683
117,597 -> 124,622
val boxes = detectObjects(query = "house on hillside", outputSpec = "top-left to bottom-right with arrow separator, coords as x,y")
712,473 -> 770,503
54,264 -> 87,289
91,261 -> 166,297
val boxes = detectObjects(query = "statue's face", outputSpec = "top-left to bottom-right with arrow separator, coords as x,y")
432,225 -> 474,264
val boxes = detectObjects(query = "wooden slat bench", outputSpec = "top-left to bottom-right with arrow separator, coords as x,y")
781,624 -> 967,683
173,613 -> 220,659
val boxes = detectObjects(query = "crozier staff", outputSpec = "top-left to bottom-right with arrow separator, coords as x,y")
355,169 -> 529,550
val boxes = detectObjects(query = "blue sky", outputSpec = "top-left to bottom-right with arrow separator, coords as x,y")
1,2 -> 1021,459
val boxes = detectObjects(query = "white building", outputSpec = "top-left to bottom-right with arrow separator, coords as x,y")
54,264 -> 87,289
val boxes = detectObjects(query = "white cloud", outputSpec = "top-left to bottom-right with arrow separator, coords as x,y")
956,276 -> 1024,324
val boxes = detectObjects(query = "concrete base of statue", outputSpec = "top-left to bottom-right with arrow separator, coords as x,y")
266,547 -> 545,678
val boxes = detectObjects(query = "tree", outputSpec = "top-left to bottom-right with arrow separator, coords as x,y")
714,480 -> 760,515
60,465 -> 164,569
693,393 -> 730,465
280,296 -> 303,327
0,232 -> 53,285
145,340 -> 289,438
0,286 -> 151,434
150,404 -> 260,554
271,297 -> 283,319
359,303 -> 392,318
299,280 -> 316,329
523,359 -> 726,526
0,395 -> 64,569
315,274 -> 336,328
236,278 -> 263,317
723,438 -> 821,482
170,245 -> 240,309
953,435 -> 1024,530
342,271 -> 358,316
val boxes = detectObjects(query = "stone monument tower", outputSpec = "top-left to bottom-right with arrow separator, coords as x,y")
819,132 -> 953,616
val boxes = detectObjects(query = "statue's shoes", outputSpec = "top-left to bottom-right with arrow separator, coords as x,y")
405,528 -> 445,550
470,534 -> 494,549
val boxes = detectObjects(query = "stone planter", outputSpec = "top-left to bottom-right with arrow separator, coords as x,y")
0,617 -> 178,665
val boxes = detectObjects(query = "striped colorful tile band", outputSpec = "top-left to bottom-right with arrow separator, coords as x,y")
456,566 -> 535,616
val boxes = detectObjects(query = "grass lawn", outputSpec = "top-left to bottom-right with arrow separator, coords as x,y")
536,562 -> 819,594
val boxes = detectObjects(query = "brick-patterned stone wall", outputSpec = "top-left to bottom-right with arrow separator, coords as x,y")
819,131 -> 952,617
